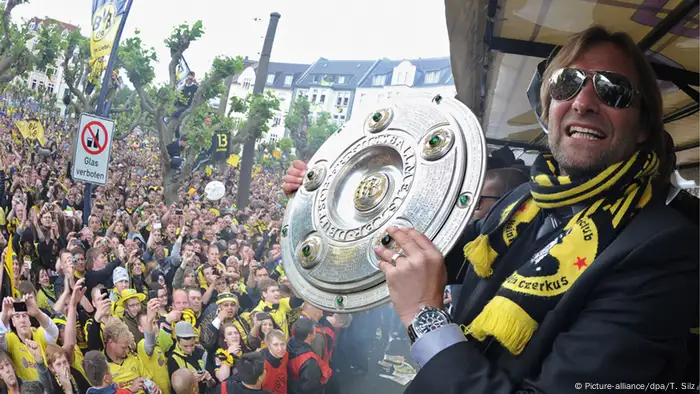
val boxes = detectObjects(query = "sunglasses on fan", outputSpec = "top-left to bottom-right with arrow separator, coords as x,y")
548,68 -> 643,109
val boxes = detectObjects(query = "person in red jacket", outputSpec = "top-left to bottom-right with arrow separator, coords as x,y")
287,319 -> 331,394
261,329 -> 288,394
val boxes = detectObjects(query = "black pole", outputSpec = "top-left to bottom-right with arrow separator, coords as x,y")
83,0 -> 134,226
236,12 -> 281,209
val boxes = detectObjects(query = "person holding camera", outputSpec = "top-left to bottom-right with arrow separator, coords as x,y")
0,293 -> 59,381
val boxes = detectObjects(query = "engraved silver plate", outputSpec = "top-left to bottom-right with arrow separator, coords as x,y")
281,93 -> 487,312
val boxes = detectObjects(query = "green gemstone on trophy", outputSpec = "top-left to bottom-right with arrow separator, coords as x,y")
281,226 -> 288,237
459,194 -> 470,205
372,112 -> 382,122
335,296 -> 344,305
429,135 -> 441,147
302,244 -> 311,257
381,233 -> 392,246
307,171 -> 315,179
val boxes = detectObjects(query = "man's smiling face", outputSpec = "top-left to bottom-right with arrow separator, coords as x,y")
547,42 -> 647,176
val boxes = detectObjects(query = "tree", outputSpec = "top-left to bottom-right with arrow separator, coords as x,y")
0,2 -> 63,84
278,137 -> 293,154
61,29 -> 139,131
284,96 -> 310,160
121,21 -> 243,200
306,112 -> 339,158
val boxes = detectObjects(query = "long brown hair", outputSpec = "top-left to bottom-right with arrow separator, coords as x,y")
539,26 -> 668,172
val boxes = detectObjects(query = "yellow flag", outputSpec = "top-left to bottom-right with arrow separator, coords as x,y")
90,0 -> 126,59
4,234 -> 17,298
272,149 -> 281,159
15,119 -> 45,144
227,154 -> 240,167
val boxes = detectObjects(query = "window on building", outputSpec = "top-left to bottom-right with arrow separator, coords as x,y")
29,21 -> 36,30
343,97 -> 349,106
39,81 -> 45,90
320,94 -> 326,104
425,71 -> 440,84
46,67 -> 55,78
336,96 -> 342,106
372,75 -> 386,86
267,74 -> 275,84
397,72 -> 409,85
284,75 -> 293,86
312,93 -> 317,102
272,116 -> 282,127
313,75 -> 321,82
242,78 -> 252,90
359,93 -> 366,103
340,115 -> 346,120
47,83 -> 54,93
338,76 -> 346,84
333,114 -> 339,119
31,79 -> 37,90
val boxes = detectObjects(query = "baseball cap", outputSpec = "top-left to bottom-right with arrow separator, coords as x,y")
174,321 -> 197,339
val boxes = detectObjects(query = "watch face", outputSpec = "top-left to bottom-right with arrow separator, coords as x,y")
415,309 -> 450,336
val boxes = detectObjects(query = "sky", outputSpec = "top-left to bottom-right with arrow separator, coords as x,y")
13,0 -> 452,83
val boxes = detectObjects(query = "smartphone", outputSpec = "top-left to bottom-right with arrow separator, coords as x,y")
65,210 -> 73,217
148,289 -> 158,300
23,256 -> 31,270
175,209 -> 183,215
99,288 -> 109,297
153,222 -> 161,230
13,302 -> 27,312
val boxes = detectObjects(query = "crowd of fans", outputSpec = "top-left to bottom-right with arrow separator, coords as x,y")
0,111 -> 355,394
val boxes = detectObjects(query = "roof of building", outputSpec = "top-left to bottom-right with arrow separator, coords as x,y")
295,58 -> 379,89
29,17 -> 79,32
261,62 -> 311,89
357,56 -> 453,88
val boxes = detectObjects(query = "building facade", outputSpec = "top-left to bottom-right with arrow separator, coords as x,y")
228,61 -> 310,144
292,58 -> 378,125
352,57 -> 456,122
23,18 -> 79,116
224,56 -> 453,145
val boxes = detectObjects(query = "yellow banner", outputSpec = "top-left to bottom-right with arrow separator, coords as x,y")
227,154 -> 240,167
15,119 -> 45,145
90,1 -> 124,59
272,149 -> 281,159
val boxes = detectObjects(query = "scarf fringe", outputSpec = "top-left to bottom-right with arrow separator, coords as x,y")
467,296 -> 538,355
463,234 -> 498,278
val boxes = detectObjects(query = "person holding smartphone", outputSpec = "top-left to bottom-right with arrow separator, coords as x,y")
0,293 -> 59,381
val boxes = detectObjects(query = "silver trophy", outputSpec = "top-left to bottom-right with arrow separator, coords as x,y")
281,93 -> 487,312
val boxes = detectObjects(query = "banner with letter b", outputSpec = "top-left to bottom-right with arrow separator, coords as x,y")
90,0 -> 127,59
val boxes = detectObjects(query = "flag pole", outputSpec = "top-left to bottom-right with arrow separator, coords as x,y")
83,0 -> 134,226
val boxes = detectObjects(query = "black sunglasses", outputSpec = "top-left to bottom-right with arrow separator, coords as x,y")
549,68 -> 643,109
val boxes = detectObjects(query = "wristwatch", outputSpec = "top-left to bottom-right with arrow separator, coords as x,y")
407,305 -> 453,344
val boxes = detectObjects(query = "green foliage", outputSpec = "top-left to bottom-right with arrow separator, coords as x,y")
32,21 -> 65,71
231,91 -> 280,141
278,137 -> 294,154
182,103 -> 235,154
119,35 -> 158,87
164,20 -> 204,55
284,96 -> 310,133
307,112 -> 339,155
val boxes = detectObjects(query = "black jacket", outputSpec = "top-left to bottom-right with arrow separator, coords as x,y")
287,338 -> 323,394
407,184 -> 699,394
167,141 -> 182,158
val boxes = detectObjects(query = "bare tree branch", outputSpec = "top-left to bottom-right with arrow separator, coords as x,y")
62,49 -> 88,109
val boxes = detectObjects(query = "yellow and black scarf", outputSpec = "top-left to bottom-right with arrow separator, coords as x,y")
462,150 -> 659,355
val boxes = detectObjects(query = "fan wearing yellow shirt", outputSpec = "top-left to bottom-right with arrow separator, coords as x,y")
0,293 -> 59,382
102,318 -> 163,394
250,279 -> 304,340
136,299 -> 170,394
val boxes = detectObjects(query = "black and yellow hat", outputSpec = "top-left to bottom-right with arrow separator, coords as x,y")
216,292 -> 238,305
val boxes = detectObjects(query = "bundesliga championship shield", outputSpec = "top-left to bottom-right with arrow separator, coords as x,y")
281,94 -> 487,312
